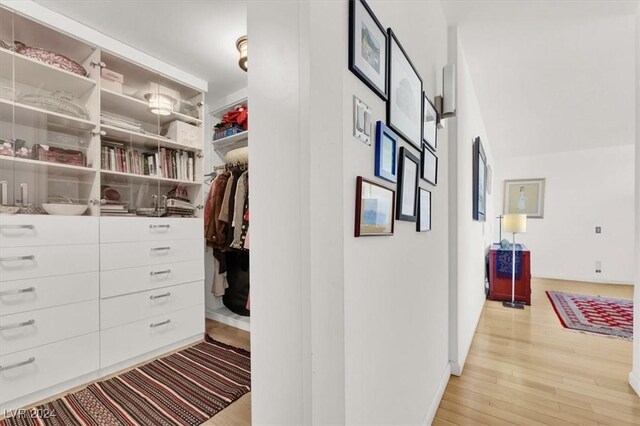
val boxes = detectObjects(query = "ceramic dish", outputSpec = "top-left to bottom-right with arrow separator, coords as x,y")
42,203 -> 88,216
0,206 -> 20,215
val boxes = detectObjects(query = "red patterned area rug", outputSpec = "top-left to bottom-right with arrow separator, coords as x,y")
546,291 -> 633,341
1,336 -> 251,426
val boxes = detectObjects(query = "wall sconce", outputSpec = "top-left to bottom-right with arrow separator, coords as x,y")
236,36 -> 248,72
435,63 -> 456,129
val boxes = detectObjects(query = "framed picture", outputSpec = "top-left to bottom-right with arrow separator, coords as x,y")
504,178 -> 546,218
423,94 -> 437,151
387,28 -> 423,151
349,0 -> 388,100
421,145 -> 438,186
417,188 -> 432,232
472,137 -> 487,222
355,176 -> 395,236
396,147 -> 419,222
374,121 -> 398,183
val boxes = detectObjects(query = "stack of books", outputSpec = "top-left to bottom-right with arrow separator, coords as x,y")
101,201 -> 133,216
166,198 -> 195,217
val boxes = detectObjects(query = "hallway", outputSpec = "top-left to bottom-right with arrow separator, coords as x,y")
435,278 -> 639,425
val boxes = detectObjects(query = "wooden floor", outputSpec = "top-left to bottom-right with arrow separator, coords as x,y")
434,278 -> 639,426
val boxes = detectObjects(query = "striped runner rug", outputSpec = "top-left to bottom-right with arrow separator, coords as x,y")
1,336 -> 251,426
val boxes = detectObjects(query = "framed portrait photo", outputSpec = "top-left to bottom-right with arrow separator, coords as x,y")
349,0 -> 388,100
355,176 -> 395,237
423,94 -> 438,151
421,145 -> 438,186
472,137 -> 487,222
396,147 -> 419,222
387,28 -> 423,151
374,121 -> 398,183
417,188 -> 432,232
504,178 -> 546,219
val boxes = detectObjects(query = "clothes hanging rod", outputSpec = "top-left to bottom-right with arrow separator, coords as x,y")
204,161 -> 248,178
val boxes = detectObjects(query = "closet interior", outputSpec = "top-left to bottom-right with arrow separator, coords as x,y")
0,3 -> 249,414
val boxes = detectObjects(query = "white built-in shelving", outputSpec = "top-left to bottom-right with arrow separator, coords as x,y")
0,5 -> 205,217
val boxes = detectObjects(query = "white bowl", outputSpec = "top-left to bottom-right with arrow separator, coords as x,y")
42,203 -> 88,216
0,206 -> 19,215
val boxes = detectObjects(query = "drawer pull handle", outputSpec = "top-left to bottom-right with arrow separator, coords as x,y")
150,319 -> 171,328
0,225 -> 34,230
150,269 -> 171,276
0,357 -> 36,372
0,287 -> 35,296
0,319 -> 35,331
149,224 -> 170,229
150,292 -> 171,300
151,246 -> 171,252
0,255 -> 35,262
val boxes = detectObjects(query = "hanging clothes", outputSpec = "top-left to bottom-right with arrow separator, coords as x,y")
231,171 -> 248,249
206,171 -> 230,248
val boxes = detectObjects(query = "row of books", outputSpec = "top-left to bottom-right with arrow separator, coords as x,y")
101,142 -> 195,181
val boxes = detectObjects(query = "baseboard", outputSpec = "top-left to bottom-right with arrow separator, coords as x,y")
206,307 -> 250,332
449,361 -> 462,376
534,275 -> 634,286
630,371 -> 640,396
422,362 -> 451,425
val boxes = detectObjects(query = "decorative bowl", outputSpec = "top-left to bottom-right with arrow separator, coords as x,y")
0,206 -> 20,215
42,203 -> 88,216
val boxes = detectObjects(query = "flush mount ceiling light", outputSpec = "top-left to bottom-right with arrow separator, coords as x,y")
145,93 -> 176,116
236,36 -> 247,72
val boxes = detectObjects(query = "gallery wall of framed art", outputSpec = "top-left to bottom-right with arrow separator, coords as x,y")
348,0 -> 444,236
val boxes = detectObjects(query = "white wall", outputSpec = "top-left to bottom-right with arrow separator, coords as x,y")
494,145 -> 635,285
342,2 -> 450,424
630,4 -> 640,398
250,0 -> 454,424
448,28 -> 495,376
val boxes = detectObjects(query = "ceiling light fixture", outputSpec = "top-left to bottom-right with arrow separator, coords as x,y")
236,36 -> 247,72
145,93 -> 176,116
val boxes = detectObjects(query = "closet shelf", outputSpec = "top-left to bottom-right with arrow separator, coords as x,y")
101,169 -> 199,186
211,131 -> 248,151
0,97 -> 97,133
0,47 -> 96,98
100,124 -> 202,152
100,89 -> 203,126
0,155 -> 97,178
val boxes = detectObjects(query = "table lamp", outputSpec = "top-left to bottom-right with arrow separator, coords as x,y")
502,214 -> 527,309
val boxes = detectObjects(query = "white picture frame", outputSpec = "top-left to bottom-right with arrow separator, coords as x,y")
503,178 -> 546,218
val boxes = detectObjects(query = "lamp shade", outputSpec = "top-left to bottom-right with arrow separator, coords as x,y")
503,214 -> 527,234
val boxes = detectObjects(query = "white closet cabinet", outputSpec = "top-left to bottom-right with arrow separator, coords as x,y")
0,6 -> 205,412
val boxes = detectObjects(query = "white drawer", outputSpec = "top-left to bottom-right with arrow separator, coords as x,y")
101,281 -> 203,329
100,260 -> 204,298
0,244 -> 99,282
0,300 -> 98,356
100,239 -> 202,271
0,272 -> 98,316
0,332 -> 99,404
0,216 -> 98,248
100,305 -> 203,368
100,217 -> 202,243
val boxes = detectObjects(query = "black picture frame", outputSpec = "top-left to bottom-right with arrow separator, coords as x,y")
348,0 -> 388,100
473,137 -> 487,222
417,188 -> 432,232
396,147 -> 419,222
423,93 -> 438,151
355,176 -> 395,237
386,28 -> 423,151
421,144 -> 438,186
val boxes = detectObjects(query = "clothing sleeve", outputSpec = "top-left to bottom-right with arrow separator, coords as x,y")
231,172 -> 248,249
219,174 -> 235,223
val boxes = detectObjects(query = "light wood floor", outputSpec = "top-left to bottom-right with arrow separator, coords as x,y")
434,278 -> 639,426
